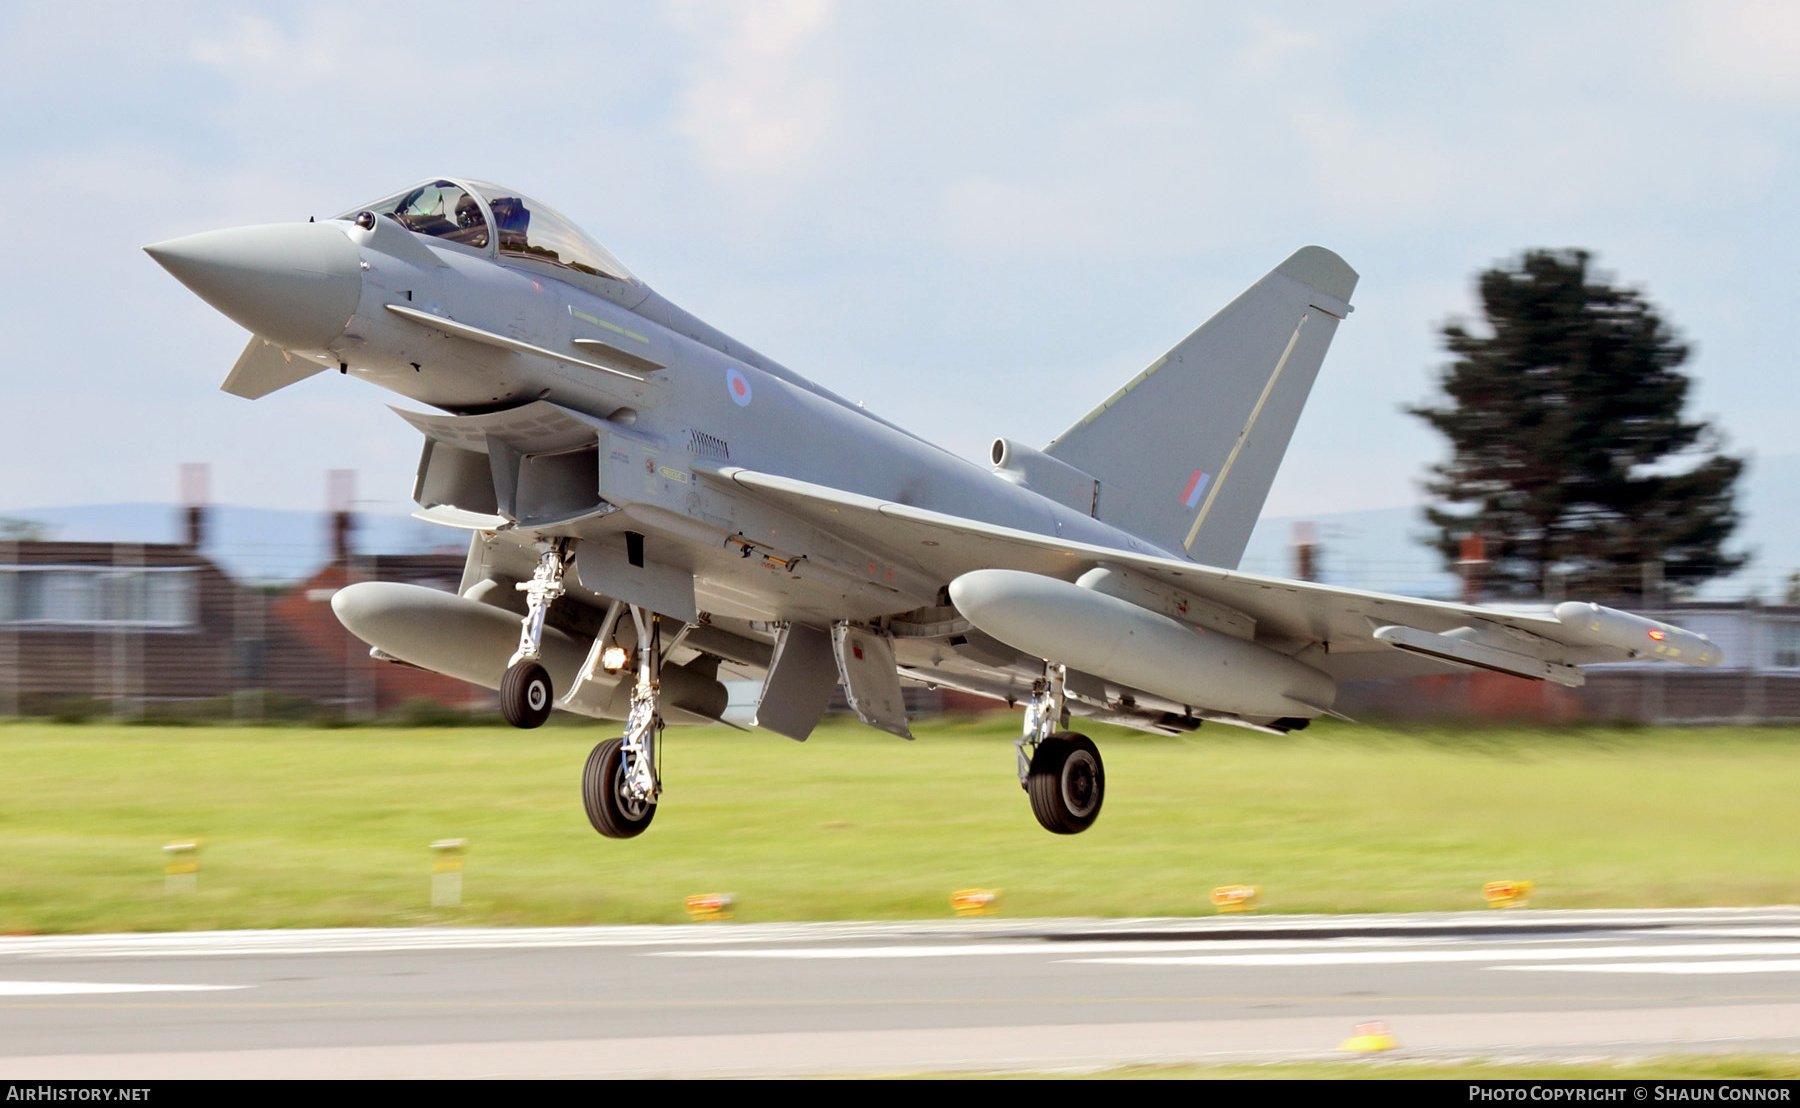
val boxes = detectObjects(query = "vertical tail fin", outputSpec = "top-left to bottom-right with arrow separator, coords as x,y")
1045,246 -> 1357,567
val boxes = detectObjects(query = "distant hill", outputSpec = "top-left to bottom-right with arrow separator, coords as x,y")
5,454 -> 1793,598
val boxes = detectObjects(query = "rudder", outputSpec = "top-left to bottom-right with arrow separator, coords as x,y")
1045,247 -> 1357,567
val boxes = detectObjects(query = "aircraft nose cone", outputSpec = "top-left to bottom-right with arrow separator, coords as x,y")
145,222 -> 362,351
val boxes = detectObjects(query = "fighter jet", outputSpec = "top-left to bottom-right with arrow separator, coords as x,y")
145,177 -> 1723,838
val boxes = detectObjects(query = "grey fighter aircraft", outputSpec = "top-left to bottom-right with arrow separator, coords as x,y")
146,177 -> 1723,838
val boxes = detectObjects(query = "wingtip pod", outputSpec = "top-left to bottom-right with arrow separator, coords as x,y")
1552,601 -> 1722,667
1275,246 -> 1358,307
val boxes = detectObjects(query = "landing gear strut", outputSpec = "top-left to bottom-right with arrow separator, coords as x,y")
501,542 -> 570,729
582,606 -> 663,839
1018,664 -> 1104,834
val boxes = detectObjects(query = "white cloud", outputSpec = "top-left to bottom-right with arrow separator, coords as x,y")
1675,0 -> 1800,103
667,0 -> 839,177
1232,13 -> 1327,79
943,176 -> 1083,253
1290,108 -> 1458,221
190,13 -> 337,79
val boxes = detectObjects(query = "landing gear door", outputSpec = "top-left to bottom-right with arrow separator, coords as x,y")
752,623 -> 838,742
831,624 -> 912,739
574,537 -> 697,624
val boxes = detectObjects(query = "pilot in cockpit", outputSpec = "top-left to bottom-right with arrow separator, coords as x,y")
454,193 -> 485,236
486,194 -> 531,251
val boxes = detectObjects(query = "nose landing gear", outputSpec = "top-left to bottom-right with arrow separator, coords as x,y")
501,542 -> 570,729
1017,664 -> 1104,835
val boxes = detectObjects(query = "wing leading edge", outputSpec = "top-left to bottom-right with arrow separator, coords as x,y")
700,466 -> 1721,684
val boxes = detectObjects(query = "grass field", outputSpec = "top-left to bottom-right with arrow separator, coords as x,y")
2,716 -> 1798,933
936,1055 -> 1800,1080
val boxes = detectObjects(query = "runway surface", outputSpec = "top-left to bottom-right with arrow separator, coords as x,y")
2,908 -> 1798,1077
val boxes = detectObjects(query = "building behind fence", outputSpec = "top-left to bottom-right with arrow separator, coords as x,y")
0,497 -> 490,721
1339,604 -> 1800,725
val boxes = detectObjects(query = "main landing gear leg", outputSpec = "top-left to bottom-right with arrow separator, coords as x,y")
501,541 -> 570,729
583,606 -> 661,839
1019,663 -> 1104,835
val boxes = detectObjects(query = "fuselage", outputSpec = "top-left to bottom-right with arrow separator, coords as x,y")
146,178 -> 1238,731
336,217 -> 1153,564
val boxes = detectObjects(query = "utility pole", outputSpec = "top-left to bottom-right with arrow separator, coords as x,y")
331,470 -> 375,722
1291,521 -> 1319,583
1,538 -> 16,718
111,542 -> 143,722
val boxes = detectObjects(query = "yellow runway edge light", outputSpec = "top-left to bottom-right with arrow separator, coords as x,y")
1211,885 -> 1259,913
163,841 -> 200,895
1339,1020 -> 1399,1052
431,839 -> 468,908
1483,879 -> 1533,909
685,894 -> 735,921
951,889 -> 999,916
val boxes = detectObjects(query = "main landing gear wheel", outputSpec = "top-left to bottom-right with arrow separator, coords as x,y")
583,737 -> 656,838
501,660 -> 553,729
1027,732 -> 1104,834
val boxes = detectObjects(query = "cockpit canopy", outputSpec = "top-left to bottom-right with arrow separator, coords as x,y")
343,178 -> 634,282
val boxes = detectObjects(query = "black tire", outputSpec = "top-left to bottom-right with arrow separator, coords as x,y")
500,660 -> 553,729
1027,732 -> 1104,834
582,737 -> 656,839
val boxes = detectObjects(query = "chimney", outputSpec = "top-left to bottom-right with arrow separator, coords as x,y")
1291,521 -> 1318,582
179,463 -> 210,550
327,469 -> 355,566
1640,558 -> 1664,608
1457,531 -> 1488,605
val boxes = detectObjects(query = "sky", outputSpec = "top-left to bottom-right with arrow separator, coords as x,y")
2,1 -> 1796,536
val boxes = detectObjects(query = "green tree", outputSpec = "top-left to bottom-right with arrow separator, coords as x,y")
1410,250 -> 1743,600
0,518 -> 47,542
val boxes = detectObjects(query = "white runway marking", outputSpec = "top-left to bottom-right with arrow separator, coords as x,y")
2,924 -> 944,959
659,940 -> 1402,960
0,981 -> 245,996
1062,941 -> 1800,967
663,940 -> 1800,964
1500,960 -> 1800,975
3,910 -> 1796,961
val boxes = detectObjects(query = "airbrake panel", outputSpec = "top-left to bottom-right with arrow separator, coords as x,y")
752,623 -> 838,742
831,624 -> 911,739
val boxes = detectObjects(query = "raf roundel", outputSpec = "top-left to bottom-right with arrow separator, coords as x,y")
725,367 -> 752,407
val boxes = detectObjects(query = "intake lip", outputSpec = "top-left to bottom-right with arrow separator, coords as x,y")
145,222 -> 362,351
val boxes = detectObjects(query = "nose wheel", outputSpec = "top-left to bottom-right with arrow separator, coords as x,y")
500,660 -> 553,728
